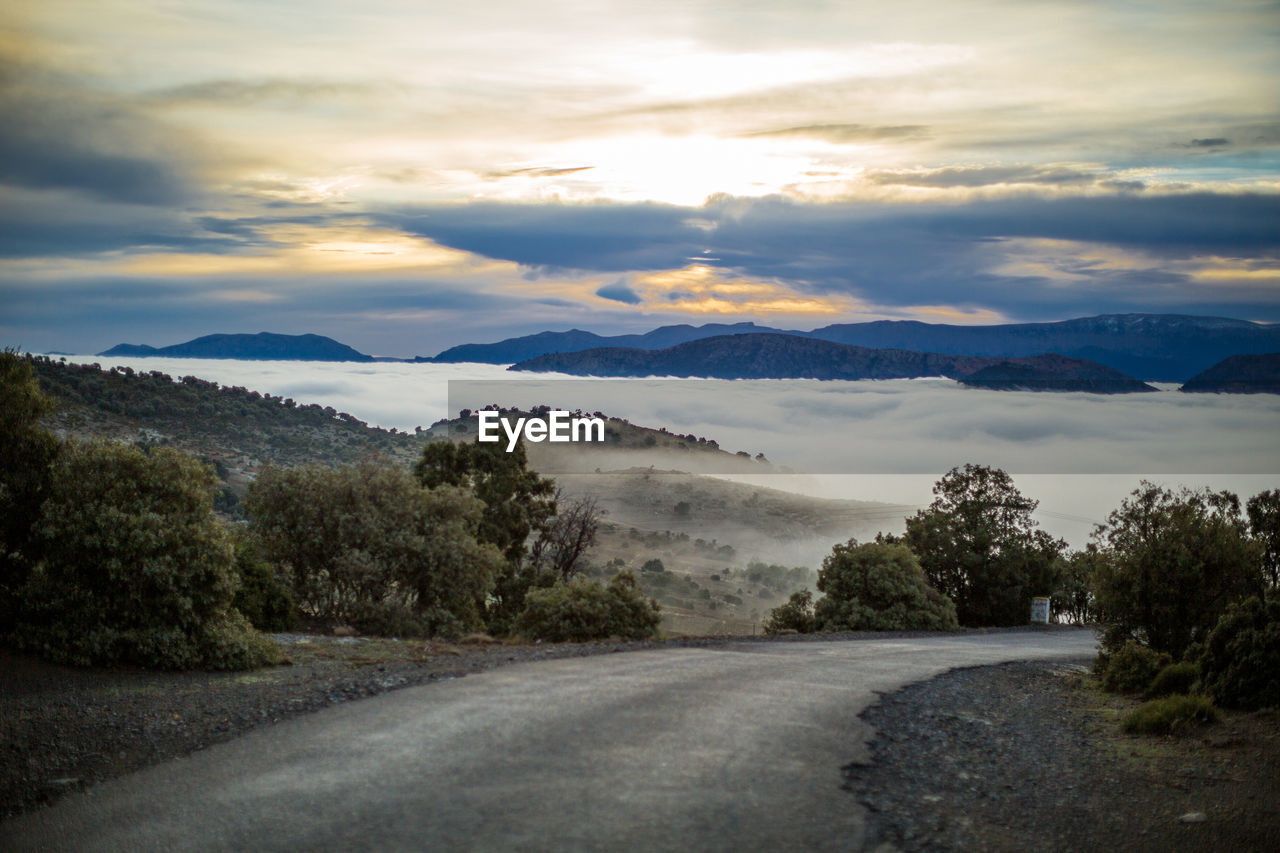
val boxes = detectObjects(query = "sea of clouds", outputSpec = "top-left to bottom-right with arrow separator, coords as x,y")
62,355 -> 1280,546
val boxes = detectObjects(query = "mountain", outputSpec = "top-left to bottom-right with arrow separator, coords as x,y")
423,322 -> 785,363
99,332 -> 373,362
430,314 -> 1280,381
1179,353 -> 1280,394
806,314 -> 1280,381
957,354 -> 1156,393
509,333 -> 1154,392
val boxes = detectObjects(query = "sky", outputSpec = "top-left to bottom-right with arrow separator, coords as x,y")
2,0 -> 1279,357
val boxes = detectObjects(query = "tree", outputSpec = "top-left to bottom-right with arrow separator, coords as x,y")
247,461 -> 503,636
904,464 -> 1063,627
1246,489 -> 1280,592
17,441 -> 279,669
413,438 -> 556,563
526,492 -> 602,582
813,540 -> 959,631
1052,545 -> 1102,625
0,350 -> 60,631
1092,482 -> 1261,659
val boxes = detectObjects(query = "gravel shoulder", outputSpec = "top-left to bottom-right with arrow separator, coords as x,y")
845,659 -> 1280,852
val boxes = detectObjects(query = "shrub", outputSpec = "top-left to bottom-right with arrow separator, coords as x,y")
813,540 -> 959,632
230,531 -> 297,632
1198,596 -> 1280,710
1121,695 -> 1218,735
515,571 -> 661,642
642,558 -> 666,574
1092,482 -> 1261,659
1144,661 -> 1199,699
17,441 -> 280,670
764,590 -> 818,634
247,462 -> 503,634
1100,640 -> 1171,694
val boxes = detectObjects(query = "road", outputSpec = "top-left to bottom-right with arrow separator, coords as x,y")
5,630 -> 1096,852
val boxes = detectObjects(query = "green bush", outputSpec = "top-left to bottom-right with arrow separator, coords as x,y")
764,590 -> 818,634
17,441 -> 280,670
813,540 -> 959,632
1100,640 -> 1171,694
1198,596 -> 1280,710
1144,661 -> 1199,699
515,571 -> 661,642
247,462 -> 503,634
1121,694 -> 1218,735
230,531 -> 297,632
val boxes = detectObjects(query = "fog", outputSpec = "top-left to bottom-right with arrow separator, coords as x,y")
65,356 -> 1279,547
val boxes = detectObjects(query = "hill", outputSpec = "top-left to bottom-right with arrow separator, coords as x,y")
1179,353 -> 1280,394
509,333 -> 1154,392
957,354 -> 1157,393
423,322 -> 780,364
99,332 -> 374,362
428,314 -> 1280,381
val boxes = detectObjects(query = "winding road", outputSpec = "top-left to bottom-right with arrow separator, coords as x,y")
6,629 -> 1096,852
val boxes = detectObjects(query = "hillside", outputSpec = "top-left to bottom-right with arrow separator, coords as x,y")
1179,352 -> 1280,394
99,332 -> 374,362
429,313 -> 1280,381
509,333 -> 1153,392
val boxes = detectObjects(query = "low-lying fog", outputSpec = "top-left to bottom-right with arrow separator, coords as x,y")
64,356 -> 1279,548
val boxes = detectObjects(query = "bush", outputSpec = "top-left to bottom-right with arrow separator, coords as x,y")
230,531 -> 297,632
1092,482 -> 1261,659
1121,695 -> 1218,735
17,441 -> 280,670
1198,596 -> 1280,710
1100,640 -> 1171,694
813,540 -> 959,632
515,571 -> 661,642
1145,661 -> 1199,699
247,462 -> 503,634
764,590 -> 818,634
641,558 -> 666,574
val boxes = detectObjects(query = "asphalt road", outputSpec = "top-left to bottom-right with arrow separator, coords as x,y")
5,630 -> 1096,852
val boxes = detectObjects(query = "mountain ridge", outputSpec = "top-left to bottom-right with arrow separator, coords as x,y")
509,333 -> 1157,392
426,313 -> 1280,381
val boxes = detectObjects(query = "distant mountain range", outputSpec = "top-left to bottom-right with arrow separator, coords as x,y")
511,333 -> 1158,393
99,332 -> 373,362
1180,353 -> 1280,394
429,314 -> 1280,381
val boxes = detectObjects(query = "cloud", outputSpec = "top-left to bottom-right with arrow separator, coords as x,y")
866,165 -> 1101,188
1190,137 -> 1231,148
596,280 -> 643,304
742,124 -> 929,143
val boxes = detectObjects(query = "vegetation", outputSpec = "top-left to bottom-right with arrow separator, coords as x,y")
415,439 -> 558,634
1052,546 -> 1101,625
1246,489 -> 1280,591
1099,640 -> 1172,695
1091,482 -> 1261,659
0,350 -> 60,632
813,540 -> 959,632
229,530 -> 298,632
1144,661 -> 1199,699
904,464 -> 1063,627
1198,596 -> 1280,710
247,461 -> 503,638
515,571 -> 661,642
1121,694 -> 1218,735
17,440 -> 280,669
764,590 -> 818,634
